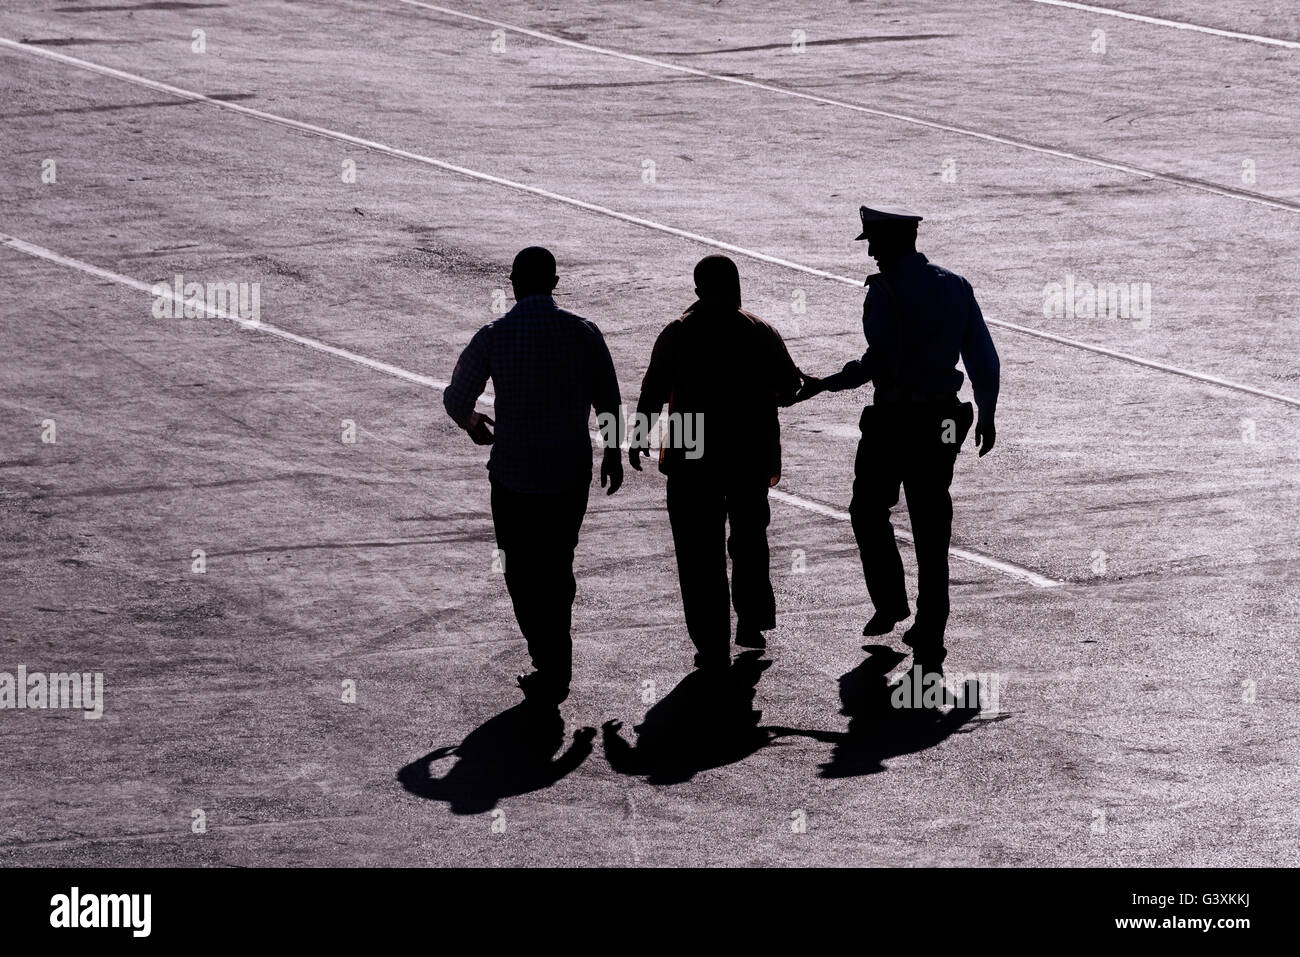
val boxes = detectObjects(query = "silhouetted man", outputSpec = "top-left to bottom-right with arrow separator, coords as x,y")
444,246 -> 624,704
796,206 -> 999,667
630,255 -> 803,669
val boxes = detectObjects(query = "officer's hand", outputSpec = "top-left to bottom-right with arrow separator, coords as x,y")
793,373 -> 825,403
975,418 -> 996,457
628,445 -> 650,472
467,412 -> 494,446
601,447 -> 624,495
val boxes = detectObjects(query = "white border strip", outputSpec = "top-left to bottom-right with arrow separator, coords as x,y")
0,231 -> 1060,588
768,490 -> 1060,588
0,233 -> 450,393
393,1 -> 1300,214
1024,0 -> 1300,50
3,38 -> 1298,410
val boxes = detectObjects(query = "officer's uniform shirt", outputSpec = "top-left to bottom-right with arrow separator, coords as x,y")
836,252 -> 999,416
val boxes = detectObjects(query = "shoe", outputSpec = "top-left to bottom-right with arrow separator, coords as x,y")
734,625 -> 766,649
516,671 -> 569,705
901,623 -> 943,653
862,608 -> 910,636
905,629 -> 947,673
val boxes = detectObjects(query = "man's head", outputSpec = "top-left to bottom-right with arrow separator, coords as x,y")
693,254 -> 742,308
510,246 -> 558,299
855,205 -> 922,271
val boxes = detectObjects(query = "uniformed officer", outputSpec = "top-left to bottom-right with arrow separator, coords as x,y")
795,206 -> 1000,666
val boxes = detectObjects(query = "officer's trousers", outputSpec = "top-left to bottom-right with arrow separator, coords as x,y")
666,473 -> 776,664
849,399 -> 967,649
489,476 -> 590,689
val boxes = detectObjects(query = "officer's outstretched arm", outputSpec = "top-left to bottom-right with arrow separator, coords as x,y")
799,353 -> 871,401
790,371 -> 824,404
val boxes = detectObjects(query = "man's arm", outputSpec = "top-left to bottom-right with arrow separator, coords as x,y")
629,324 -> 674,470
588,325 -> 624,495
960,282 -> 1000,456
768,325 -> 804,407
794,292 -> 876,401
821,352 -> 874,393
634,324 -> 673,421
794,350 -> 872,402
444,326 -> 494,445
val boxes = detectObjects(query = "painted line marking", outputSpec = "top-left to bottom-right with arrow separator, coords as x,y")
768,489 -> 1060,588
0,816 -> 371,850
3,39 -> 1297,410
1023,0 -> 1300,50
0,233 -> 451,392
393,1 -> 1300,214
0,232 -> 1061,587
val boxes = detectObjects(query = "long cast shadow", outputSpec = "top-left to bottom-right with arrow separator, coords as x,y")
770,645 -> 1001,777
402,647 -> 1003,805
603,650 -> 778,785
397,701 -> 595,814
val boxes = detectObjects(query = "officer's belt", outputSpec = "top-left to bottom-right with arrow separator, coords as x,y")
873,387 -> 958,404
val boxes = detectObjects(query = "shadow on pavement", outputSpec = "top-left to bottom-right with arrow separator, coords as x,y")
602,650 -> 778,785
401,646 -> 1006,809
397,701 -> 595,814
770,645 -> 1004,777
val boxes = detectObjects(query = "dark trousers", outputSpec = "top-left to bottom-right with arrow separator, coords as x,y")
849,400 -> 967,648
489,477 -> 590,685
666,473 -> 776,661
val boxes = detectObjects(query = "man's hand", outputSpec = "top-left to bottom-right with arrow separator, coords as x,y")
466,411 -> 494,446
628,444 -> 651,472
600,446 -> 624,495
975,417 -> 996,457
793,372 -> 826,403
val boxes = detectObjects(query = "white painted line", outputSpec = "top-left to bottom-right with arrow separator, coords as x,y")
768,490 -> 1060,588
0,816 -> 372,850
1023,0 -> 1300,50
0,232 -> 1059,587
393,1 -> 1300,214
0,232 -> 452,394
4,38 -> 1298,411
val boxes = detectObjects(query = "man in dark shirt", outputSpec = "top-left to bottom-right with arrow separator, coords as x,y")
630,255 -> 804,670
444,246 -> 624,704
797,206 -> 1000,666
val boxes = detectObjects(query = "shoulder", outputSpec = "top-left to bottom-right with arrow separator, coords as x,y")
863,274 -> 888,308
467,320 -> 496,345
923,261 -> 973,293
657,315 -> 687,339
554,307 -> 606,339
738,307 -> 779,336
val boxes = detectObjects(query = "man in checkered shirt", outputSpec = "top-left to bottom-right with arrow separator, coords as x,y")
444,247 -> 624,705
